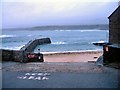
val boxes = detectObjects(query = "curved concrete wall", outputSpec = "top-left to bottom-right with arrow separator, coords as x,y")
1,38 -> 51,62
20,38 -> 51,52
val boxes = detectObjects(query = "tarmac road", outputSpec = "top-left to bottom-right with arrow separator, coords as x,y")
2,71 -> 119,88
2,62 -> 120,88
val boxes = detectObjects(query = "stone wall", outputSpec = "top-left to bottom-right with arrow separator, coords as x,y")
109,6 -> 120,44
103,45 -> 120,63
0,49 -> 25,62
103,6 -> 120,64
0,49 -> 14,61
1,38 -> 51,62
20,38 -> 51,52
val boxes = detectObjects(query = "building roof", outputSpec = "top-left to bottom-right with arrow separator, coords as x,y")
108,5 -> 120,19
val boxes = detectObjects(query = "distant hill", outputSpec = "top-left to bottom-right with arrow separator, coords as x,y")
2,24 -> 109,30
32,24 -> 109,30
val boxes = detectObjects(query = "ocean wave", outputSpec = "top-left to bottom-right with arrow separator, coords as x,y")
54,29 -> 108,32
27,35 -> 32,37
91,40 -> 107,44
51,41 -> 67,45
41,49 -> 102,54
55,30 -> 71,32
1,45 -> 25,50
80,30 -> 105,32
55,30 -> 82,32
0,35 -> 16,38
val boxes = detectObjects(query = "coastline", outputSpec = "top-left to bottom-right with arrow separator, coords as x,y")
42,50 -> 102,55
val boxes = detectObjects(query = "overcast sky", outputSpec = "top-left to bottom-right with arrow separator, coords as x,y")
1,0 -> 120,28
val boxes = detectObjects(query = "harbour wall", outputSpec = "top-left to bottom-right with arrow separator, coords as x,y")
1,38 -> 51,62
20,38 -> 51,52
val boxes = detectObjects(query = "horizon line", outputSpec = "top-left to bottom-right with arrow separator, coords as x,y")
2,24 -> 108,29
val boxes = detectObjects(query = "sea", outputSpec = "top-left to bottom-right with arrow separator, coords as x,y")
1,28 -> 109,53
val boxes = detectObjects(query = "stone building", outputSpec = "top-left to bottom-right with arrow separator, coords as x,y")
108,5 -> 120,44
103,5 -> 120,64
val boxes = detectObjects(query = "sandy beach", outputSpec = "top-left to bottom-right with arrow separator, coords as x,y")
43,50 -> 103,62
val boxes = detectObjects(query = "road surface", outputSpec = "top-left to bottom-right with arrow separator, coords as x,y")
2,61 -> 120,88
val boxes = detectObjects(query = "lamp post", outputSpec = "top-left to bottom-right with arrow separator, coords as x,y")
38,49 -> 40,53
38,49 -> 41,60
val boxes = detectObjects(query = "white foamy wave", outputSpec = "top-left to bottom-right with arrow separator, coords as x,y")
55,30 -> 64,31
0,35 -> 16,38
97,40 -> 105,43
80,30 -> 103,32
91,40 -> 106,44
55,30 -> 108,32
27,35 -> 32,37
51,42 -> 67,45
2,45 -> 25,50
41,50 -> 102,54
55,30 -> 77,32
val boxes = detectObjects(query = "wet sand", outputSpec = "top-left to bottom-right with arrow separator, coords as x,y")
43,51 -> 103,62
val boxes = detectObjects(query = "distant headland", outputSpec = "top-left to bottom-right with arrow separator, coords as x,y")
2,24 -> 109,30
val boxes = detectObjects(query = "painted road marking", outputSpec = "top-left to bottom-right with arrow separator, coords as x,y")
17,72 -> 50,80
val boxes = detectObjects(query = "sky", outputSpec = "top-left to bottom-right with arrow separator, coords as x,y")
1,0 -> 120,28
